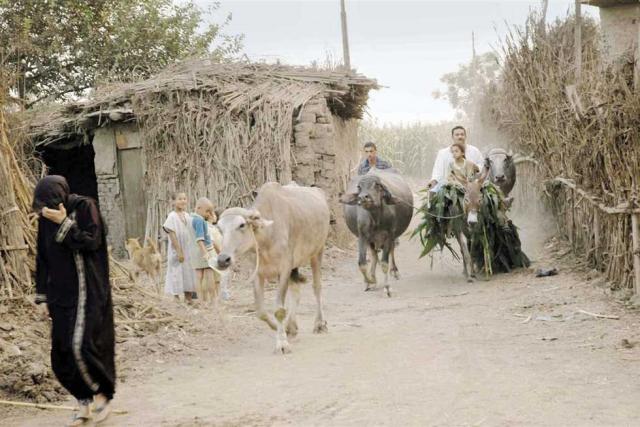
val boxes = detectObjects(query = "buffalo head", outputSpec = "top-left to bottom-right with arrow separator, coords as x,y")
340,175 -> 399,210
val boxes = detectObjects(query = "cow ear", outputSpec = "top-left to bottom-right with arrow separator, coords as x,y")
247,209 -> 273,229
340,192 -> 359,205
382,187 -> 399,205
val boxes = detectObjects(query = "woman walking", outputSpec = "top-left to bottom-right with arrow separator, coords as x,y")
33,176 -> 115,425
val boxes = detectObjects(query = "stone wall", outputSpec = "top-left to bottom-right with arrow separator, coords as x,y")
93,127 -> 127,257
291,95 -> 360,247
599,4 -> 640,65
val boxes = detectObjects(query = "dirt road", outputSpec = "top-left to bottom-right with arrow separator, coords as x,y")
6,216 -> 640,426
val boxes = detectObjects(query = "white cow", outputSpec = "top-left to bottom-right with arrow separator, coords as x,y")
216,182 -> 330,353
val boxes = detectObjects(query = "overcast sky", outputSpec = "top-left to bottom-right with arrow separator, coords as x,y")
206,1 -> 598,124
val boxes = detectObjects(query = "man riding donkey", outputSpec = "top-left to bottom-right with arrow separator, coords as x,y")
414,125 -> 529,281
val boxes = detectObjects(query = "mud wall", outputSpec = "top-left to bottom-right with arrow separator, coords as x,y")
599,4 -> 640,65
292,95 -> 359,247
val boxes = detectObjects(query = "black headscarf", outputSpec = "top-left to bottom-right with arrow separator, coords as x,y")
32,175 -> 81,212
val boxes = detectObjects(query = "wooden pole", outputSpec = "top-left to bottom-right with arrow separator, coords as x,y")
575,0 -> 582,82
540,0 -> 549,34
0,399 -> 128,415
635,12 -> 640,92
632,213 -> 640,295
340,0 -> 352,71
593,210 -> 600,262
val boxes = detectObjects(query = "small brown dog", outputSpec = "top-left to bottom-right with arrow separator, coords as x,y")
124,237 -> 162,294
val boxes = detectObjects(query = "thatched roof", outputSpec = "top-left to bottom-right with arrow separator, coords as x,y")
22,59 -> 378,147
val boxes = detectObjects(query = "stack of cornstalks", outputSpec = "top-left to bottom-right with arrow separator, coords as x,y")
486,12 -> 640,290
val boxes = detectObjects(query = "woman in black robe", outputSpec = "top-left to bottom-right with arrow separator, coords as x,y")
33,175 -> 115,425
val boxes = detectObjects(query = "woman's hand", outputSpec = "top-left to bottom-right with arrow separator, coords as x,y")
42,203 -> 67,224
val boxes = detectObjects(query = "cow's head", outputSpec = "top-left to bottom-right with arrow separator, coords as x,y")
216,207 -> 273,270
340,175 -> 398,210
486,149 -> 515,188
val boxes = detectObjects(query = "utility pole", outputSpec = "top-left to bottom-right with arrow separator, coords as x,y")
340,0 -> 351,72
471,31 -> 479,133
575,0 -> 582,82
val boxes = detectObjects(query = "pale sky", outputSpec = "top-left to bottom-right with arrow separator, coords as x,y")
204,1 -> 598,124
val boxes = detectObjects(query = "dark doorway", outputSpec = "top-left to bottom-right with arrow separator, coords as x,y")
39,136 -> 100,205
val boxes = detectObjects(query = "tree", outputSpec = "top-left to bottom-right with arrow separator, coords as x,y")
0,0 -> 243,108
432,52 -> 499,119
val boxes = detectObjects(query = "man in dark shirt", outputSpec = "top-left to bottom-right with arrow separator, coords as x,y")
357,142 -> 392,175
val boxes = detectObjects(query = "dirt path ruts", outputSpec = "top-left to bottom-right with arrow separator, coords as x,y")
5,216 -> 640,426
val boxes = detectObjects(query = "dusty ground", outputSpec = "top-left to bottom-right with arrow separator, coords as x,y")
5,213 -> 640,426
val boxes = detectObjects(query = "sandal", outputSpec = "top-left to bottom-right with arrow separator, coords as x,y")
67,413 -> 90,427
93,400 -> 112,424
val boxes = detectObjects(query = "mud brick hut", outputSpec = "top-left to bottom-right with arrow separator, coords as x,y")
23,60 -> 378,256
582,1 -> 640,65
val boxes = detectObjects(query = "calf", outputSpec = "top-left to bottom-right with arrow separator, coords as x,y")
216,182 -> 330,354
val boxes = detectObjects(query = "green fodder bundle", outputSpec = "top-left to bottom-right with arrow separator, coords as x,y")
468,183 -> 530,275
413,182 -> 529,277
487,12 -> 640,289
412,184 -> 466,260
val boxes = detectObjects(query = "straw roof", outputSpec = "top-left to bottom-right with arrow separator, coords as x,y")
23,59 -> 378,147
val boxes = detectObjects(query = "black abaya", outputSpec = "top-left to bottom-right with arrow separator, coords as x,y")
33,176 -> 115,401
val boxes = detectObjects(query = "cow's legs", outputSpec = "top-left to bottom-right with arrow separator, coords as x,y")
390,244 -> 400,280
380,241 -> 393,297
358,237 -> 375,290
368,244 -> 378,286
254,275 -> 277,330
456,232 -> 474,283
286,280 -> 301,338
274,271 -> 291,354
311,252 -> 328,334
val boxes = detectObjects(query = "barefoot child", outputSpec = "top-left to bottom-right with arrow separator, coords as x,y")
447,142 -> 480,186
163,192 -> 196,302
191,198 -> 216,304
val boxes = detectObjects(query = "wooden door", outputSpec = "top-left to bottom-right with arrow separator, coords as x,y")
118,147 -> 147,240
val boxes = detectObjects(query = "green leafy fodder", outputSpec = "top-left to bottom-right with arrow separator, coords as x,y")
411,184 -> 466,260
412,182 -> 530,277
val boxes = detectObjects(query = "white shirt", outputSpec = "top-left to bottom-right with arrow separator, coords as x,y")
430,144 -> 484,183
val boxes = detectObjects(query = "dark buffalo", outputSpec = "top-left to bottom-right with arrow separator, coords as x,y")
341,169 -> 413,297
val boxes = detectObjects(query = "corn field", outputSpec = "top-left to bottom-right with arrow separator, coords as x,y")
358,120 -> 456,178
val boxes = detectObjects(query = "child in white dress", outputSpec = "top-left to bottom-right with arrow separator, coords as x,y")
163,192 -> 197,302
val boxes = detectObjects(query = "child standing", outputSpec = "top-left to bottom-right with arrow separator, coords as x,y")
163,192 -> 196,302
447,142 -> 480,186
191,198 -> 216,304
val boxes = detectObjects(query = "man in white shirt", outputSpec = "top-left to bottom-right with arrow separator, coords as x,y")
427,125 -> 485,192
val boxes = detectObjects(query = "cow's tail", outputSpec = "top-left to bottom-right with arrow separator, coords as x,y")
290,268 -> 307,284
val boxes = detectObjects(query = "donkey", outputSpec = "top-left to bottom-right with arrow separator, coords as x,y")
455,167 -> 490,283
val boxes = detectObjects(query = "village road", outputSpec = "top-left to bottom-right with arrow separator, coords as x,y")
6,215 -> 640,426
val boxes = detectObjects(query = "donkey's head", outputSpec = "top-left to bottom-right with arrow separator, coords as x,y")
462,168 -> 490,225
